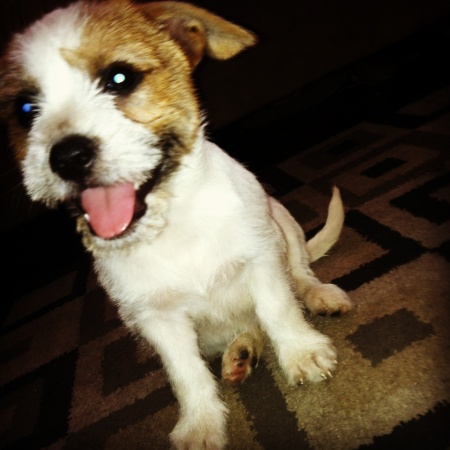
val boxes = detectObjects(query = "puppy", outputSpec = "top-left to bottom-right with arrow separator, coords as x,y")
0,1 -> 353,448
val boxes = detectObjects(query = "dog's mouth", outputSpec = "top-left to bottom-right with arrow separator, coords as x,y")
78,163 -> 163,240
81,182 -> 139,239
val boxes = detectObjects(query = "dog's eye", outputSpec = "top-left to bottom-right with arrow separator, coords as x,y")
15,94 -> 39,128
102,63 -> 142,95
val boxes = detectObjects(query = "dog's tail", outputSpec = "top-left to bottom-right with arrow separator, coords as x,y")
306,186 -> 345,262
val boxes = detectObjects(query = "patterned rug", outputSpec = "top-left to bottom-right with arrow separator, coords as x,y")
1,36 -> 450,450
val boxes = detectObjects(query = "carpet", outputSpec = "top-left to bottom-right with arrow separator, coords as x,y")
1,37 -> 450,450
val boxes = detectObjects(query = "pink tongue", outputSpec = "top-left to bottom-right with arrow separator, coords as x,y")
81,183 -> 136,239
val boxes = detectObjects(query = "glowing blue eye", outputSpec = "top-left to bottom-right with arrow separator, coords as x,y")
21,103 -> 33,114
15,93 -> 38,128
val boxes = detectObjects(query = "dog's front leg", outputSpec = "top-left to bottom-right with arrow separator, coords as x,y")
136,311 -> 228,449
251,261 -> 337,385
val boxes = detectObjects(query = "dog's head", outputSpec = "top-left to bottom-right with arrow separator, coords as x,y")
0,0 -> 255,250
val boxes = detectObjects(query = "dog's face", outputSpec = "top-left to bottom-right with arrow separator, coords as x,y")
0,0 -> 254,249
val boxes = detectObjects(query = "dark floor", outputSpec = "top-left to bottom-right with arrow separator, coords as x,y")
211,15 -> 450,175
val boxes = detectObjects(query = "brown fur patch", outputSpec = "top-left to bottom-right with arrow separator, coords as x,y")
75,1 -> 202,155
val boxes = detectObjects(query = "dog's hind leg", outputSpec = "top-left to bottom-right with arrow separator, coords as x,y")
269,192 -> 353,316
221,325 -> 266,383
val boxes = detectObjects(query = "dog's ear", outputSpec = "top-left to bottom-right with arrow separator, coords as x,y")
136,1 -> 256,68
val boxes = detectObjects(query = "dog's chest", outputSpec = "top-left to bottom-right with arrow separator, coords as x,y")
96,240 -> 256,353
95,222 -> 257,311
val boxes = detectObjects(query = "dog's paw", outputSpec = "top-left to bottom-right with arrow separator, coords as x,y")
170,401 -> 228,450
280,333 -> 337,385
222,343 -> 259,384
303,283 -> 353,316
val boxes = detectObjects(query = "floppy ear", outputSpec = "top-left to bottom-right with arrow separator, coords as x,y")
137,1 -> 256,68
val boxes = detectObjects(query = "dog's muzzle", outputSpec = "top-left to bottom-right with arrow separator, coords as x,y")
48,133 -> 165,240
49,133 -> 137,239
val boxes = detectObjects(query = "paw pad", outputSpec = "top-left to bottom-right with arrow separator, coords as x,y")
222,346 -> 258,384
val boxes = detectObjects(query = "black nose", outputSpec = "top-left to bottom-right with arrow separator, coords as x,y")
50,134 -> 96,182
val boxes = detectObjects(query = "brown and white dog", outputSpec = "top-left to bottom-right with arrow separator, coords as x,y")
0,1 -> 353,448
